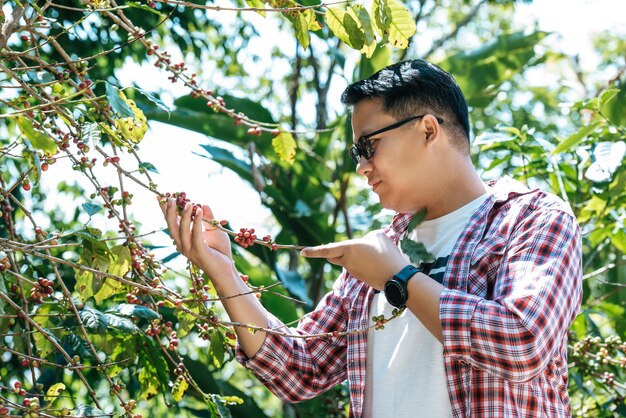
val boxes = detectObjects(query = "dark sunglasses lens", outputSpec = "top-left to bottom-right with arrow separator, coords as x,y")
349,146 -> 361,164
360,138 -> 373,159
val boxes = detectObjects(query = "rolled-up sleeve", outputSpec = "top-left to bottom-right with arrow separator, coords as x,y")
236,273 -> 350,402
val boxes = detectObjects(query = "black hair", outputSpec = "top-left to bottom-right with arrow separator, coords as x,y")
341,60 -> 470,149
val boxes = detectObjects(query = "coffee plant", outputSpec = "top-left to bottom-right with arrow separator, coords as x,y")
1,0 -> 625,417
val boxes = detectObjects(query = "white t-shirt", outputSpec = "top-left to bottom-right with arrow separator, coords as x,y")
363,192 -> 490,418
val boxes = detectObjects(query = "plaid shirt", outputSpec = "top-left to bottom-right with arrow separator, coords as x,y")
236,178 -> 582,417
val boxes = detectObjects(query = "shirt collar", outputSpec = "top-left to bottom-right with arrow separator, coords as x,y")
386,177 -> 536,240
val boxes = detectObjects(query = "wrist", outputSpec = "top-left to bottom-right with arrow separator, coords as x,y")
384,265 -> 422,308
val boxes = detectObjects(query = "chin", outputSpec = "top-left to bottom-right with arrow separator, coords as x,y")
378,196 -> 404,213
379,196 -> 421,214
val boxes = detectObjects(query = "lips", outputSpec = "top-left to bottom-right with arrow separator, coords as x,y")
369,180 -> 381,192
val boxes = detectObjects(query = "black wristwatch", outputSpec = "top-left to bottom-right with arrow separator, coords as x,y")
384,265 -> 421,308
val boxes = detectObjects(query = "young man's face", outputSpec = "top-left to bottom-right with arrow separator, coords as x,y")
351,97 -> 437,214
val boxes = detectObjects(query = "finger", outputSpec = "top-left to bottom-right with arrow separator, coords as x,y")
163,198 -> 182,243
201,204 -> 216,220
201,204 -> 218,230
156,195 -> 166,214
300,243 -> 346,259
192,207 -> 205,247
178,202 -> 193,253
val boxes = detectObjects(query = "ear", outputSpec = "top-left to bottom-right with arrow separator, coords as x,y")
422,114 -> 442,146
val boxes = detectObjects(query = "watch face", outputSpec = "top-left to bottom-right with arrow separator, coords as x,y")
384,281 -> 404,307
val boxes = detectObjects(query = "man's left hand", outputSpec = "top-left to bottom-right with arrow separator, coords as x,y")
300,230 -> 407,290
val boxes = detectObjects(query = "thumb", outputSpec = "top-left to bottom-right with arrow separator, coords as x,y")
201,204 -> 217,220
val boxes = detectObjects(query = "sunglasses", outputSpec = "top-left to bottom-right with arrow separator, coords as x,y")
349,114 -> 444,164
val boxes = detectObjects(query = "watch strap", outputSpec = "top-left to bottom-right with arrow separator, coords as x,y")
393,264 -> 421,283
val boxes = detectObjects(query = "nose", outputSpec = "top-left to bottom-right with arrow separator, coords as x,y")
356,157 -> 372,176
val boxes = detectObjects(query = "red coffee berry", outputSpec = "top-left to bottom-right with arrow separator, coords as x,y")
41,162 -> 49,171
22,182 -> 31,191
235,228 -> 257,248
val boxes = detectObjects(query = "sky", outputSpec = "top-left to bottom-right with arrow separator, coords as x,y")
36,0 -> 626,256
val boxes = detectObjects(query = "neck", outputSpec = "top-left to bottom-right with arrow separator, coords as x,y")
424,155 -> 486,220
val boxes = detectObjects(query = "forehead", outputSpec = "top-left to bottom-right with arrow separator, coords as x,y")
351,98 -> 395,138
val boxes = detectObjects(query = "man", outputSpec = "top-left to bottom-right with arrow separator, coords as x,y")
160,60 -> 582,417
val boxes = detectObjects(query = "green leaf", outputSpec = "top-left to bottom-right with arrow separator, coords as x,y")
209,329 -> 226,368
286,11 -> 311,49
351,4 -> 377,57
32,327 -> 62,359
195,145 -> 252,181
211,394 -> 232,418
139,161 -> 159,173
105,82 -> 134,118
371,0 -> 386,38
276,268 -> 311,305
175,304 -> 200,338
138,337 -> 168,400
132,86 -> 171,115
102,313 -> 138,334
611,228 -> 626,254
325,6 -> 366,50
399,239 -> 433,265
245,0 -> 266,16
44,383 -> 66,406
107,245 -> 131,278
172,376 -> 189,402
272,131 -> 297,164
82,202 -> 103,217
380,0 -> 416,49
26,71 -> 55,83
106,337 -> 136,376
16,117 -> 59,156
174,93 -> 275,124
585,141 -> 626,182
80,307 -> 108,334
107,303 -> 159,321
552,121 -> 601,154
87,245 -> 131,304
72,406 -> 106,418
80,122 -> 101,145
406,209 -> 428,231
211,393 -> 243,417
73,229 -> 112,302
440,31 -> 548,107
599,85 -> 626,127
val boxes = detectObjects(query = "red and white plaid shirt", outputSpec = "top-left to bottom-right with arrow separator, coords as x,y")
237,178 -> 582,417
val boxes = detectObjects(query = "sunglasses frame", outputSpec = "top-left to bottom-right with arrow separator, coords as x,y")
349,114 -> 444,164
